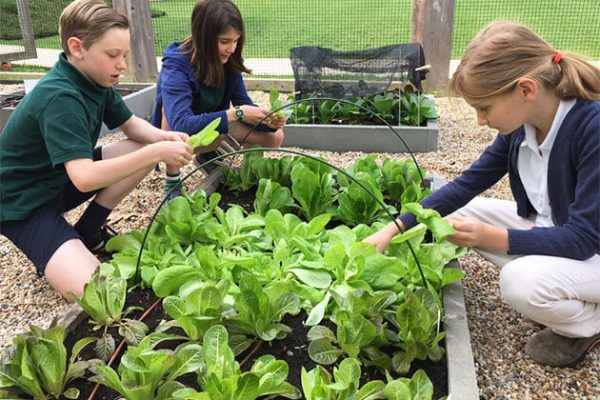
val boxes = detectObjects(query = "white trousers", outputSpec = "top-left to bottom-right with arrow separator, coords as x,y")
456,197 -> 600,338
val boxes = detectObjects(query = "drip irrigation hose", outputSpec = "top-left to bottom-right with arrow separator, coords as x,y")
137,147 -> 429,290
87,297 -> 163,400
239,340 -> 264,368
234,96 -> 426,185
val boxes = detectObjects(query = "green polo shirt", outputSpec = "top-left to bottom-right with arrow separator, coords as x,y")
0,53 -> 132,221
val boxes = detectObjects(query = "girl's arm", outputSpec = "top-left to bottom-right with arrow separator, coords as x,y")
364,134 -> 510,253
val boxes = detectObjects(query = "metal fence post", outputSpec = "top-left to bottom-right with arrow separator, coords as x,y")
112,0 -> 158,82
411,0 -> 455,93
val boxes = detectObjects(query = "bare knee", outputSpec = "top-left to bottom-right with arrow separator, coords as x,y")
44,239 -> 99,300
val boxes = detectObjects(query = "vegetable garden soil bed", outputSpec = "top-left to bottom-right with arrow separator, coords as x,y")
62,287 -> 447,400
58,184 -> 451,400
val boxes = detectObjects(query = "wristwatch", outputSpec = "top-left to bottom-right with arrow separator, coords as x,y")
234,106 -> 244,121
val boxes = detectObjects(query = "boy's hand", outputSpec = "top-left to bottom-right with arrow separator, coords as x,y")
162,131 -> 189,142
155,141 -> 193,168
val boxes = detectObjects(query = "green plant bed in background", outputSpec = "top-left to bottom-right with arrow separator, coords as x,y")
278,91 -> 439,153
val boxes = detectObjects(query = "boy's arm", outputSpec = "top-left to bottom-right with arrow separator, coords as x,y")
64,141 -> 192,193
120,115 -> 188,143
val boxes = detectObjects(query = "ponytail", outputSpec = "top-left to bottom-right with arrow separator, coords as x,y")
555,53 -> 600,100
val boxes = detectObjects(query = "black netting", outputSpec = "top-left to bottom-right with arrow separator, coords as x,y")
290,44 -> 427,99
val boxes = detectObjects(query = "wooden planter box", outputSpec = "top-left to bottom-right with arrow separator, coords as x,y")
0,83 -> 156,135
283,119 -> 438,153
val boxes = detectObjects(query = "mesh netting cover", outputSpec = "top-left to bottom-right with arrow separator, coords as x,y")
290,44 -> 427,98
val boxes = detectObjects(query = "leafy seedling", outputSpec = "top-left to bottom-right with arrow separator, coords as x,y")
269,89 -> 292,119
187,117 -> 221,148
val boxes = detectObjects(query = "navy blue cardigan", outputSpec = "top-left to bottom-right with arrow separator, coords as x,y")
150,42 -> 255,134
400,100 -> 600,260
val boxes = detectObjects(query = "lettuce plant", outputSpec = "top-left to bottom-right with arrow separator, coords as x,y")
226,274 -> 300,341
161,281 -> 230,342
0,320 -> 94,400
254,178 -> 295,216
69,270 -> 148,361
172,325 -> 300,399
387,287 -> 445,375
291,160 -> 337,220
90,335 -> 199,400
301,358 -> 433,400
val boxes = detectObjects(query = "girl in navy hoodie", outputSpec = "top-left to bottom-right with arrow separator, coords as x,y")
366,21 -> 600,368
151,0 -> 285,198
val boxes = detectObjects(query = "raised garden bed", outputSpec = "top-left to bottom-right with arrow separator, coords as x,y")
1,152 -> 478,400
0,82 -> 156,135
276,91 -> 439,153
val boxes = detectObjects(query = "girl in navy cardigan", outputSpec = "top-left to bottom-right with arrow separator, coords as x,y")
366,21 -> 600,368
151,0 -> 285,198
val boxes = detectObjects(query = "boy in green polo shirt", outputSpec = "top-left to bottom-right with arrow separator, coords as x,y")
0,0 -> 193,299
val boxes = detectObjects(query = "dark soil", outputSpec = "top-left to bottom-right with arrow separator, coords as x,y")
62,186 -> 447,399
63,286 -> 447,400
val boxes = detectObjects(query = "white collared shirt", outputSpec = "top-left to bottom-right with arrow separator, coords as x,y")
517,99 -> 576,227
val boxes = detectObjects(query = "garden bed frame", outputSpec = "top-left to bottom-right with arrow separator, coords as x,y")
283,120 -> 439,153
0,82 -> 156,134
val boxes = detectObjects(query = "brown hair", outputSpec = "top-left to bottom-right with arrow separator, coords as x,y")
180,0 -> 251,87
450,21 -> 600,101
59,0 -> 129,56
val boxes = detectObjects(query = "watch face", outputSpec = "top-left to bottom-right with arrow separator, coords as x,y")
235,108 -> 243,119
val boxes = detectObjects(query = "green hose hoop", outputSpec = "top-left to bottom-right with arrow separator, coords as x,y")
234,96 -> 426,185
136,147 -> 429,289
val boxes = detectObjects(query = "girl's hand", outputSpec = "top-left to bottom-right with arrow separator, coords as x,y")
444,214 -> 509,251
362,220 -> 403,253
238,105 -> 270,126
267,115 -> 287,129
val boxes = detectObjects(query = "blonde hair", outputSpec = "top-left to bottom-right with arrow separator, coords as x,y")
450,21 -> 600,101
59,0 -> 129,56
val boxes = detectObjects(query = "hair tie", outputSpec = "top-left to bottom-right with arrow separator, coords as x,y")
553,51 -> 563,65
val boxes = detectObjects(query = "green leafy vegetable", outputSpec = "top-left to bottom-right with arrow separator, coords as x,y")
0,320 -> 94,400
187,117 -> 221,148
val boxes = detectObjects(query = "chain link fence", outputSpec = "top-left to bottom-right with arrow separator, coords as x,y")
1,0 -> 599,76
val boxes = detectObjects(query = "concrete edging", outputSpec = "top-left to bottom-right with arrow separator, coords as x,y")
443,260 -> 480,400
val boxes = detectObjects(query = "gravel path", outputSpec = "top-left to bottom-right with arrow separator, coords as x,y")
0,93 -> 598,399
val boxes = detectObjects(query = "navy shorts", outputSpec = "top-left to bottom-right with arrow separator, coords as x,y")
0,148 -> 102,276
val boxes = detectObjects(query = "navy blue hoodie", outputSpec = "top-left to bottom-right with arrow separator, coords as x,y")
150,41 -> 255,134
